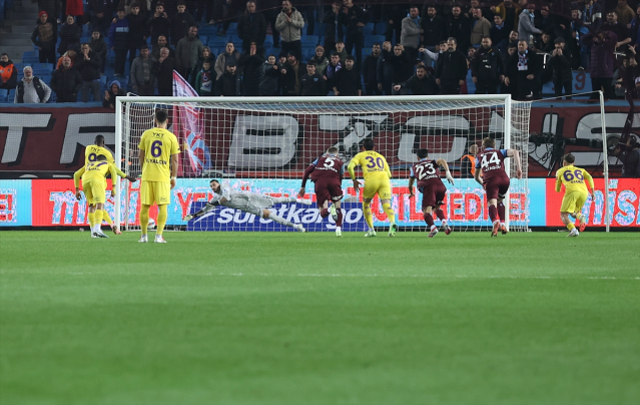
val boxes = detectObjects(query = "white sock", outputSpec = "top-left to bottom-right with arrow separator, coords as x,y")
431,225 -> 437,231
268,212 -> 293,227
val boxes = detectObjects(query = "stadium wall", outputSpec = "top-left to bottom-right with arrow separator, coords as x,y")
1,178 -> 639,229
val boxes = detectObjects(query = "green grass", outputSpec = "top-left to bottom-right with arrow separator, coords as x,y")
1,230 -> 639,405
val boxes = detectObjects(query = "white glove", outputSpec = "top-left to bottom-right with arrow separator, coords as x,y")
446,172 -> 455,185
183,214 -> 194,221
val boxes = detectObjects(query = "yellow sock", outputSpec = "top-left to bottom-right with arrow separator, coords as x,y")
140,205 -> 150,236
94,210 -> 105,229
567,223 -> 575,231
101,209 -> 112,226
382,202 -> 395,224
88,211 -> 95,229
157,205 -> 168,236
363,202 -> 373,229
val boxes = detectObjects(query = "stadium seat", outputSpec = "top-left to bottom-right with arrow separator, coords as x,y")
199,35 -> 207,45
313,23 -> 326,37
39,74 -> 51,84
374,22 -> 387,35
262,37 -> 273,47
7,89 -> 15,102
80,36 -> 91,44
364,35 -> 385,47
0,89 -> 8,103
227,22 -> 237,34
99,75 -> 108,89
208,38 -> 228,48
362,22 -> 374,35
302,35 -> 319,46
198,24 -> 218,36
22,50 -> 39,64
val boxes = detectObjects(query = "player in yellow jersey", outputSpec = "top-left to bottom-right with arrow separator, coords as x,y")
138,108 -> 180,243
84,134 -> 136,234
347,138 -> 397,237
73,155 -> 116,238
555,153 -> 595,237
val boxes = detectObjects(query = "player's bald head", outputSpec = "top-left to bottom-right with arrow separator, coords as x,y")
96,154 -> 107,161
417,149 -> 429,158
95,134 -> 105,146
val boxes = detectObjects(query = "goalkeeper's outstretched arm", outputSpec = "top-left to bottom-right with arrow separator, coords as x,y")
183,197 -> 228,221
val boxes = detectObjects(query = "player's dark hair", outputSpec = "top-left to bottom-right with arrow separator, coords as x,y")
95,134 -> 105,146
210,179 -> 220,184
563,153 -> 575,164
417,149 -> 429,158
363,138 -> 375,151
155,108 -> 168,123
482,137 -> 496,148
327,146 -> 338,154
96,154 -> 107,161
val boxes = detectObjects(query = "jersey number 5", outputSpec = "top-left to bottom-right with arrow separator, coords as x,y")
324,157 -> 336,169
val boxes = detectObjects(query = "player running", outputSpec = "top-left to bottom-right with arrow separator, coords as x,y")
138,109 -> 181,243
184,179 -> 311,232
73,155 -> 134,238
347,138 -> 398,237
408,149 -> 455,237
474,137 -> 522,237
298,147 -> 345,237
84,134 -> 136,234
555,153 -> 595,237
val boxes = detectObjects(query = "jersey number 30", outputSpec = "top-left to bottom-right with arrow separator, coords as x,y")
365,156 -> 385,169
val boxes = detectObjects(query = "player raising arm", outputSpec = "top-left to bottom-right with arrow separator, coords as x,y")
298,147 -> 345,237
408,149 -> 455,237
184,179 -> 310,232
138,109 -> 180,243
555,153 -> 595,237
474,137 -> 522,237
347,139 -> 397,237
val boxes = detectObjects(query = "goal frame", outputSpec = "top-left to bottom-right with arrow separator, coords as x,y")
115,94 -> 522,232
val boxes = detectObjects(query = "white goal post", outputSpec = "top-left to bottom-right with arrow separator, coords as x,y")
115,95 -> 532,233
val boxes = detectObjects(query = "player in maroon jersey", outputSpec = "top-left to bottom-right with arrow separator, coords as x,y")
408,149 -> 455,237
474,137 -> 523,237
298,146 -> 345,237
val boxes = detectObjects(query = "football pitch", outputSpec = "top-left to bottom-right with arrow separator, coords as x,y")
1,230 -> 639,404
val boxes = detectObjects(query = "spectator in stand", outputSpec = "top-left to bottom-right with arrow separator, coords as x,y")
37,0 -> 58,21
195,60 -> 214,96
550,37 -> 573,98
189,46 -> 215,86
325,51 -> 342,93
15,66 -> 51,103
384,4 -> 406,44
421,6 -> 447,51
237,0 -> 267,52
615,0 -> 636,27
393,64 -> 439,95
153,47 -> 176,96
109,7 -> 130,77
470,8 -> 492,48
570,9 -> 589,69
32,11 -> 58,64
259,0 -> 282,49
630,5 -> 640,48
76,43 -> 102,102
50,56 -> 83,102
0,54 -> 18,90
341,0 -> 367,69
401,7 -> 422,63
90,29 -> 108,74
376,41 -> 394,95
583,30 -> 617,99
175,25 -> 203,79
615,137 -> 640,177
534,31 -> 555,54
127,3 -> 148,67
308,46 -> 329,75
460,144 -> 478,178
518,4 -> 541,45
239,42 -> 264,96
102,79 -> 125,109
152,36 -> 176,61
131,46 -> 157,95
446,6 -> 471,53
275,0 -> 304,63
602,11 -> 632,51
215,60 -> 243,96
147,2 -> 172,45
436,37 -> 467,95
56,44 -> 80,69
418,40 -> 446,69
469,0 -> 492,19
334,41 -> 348,64
323,1 -> 345,54
535,5 -> 558,36
214,42 -> 241,81
388,43 -> 413,88
280,51 -> 306,96
300,62 -> 327,96
260,54 -> 281,95
170,0 -> 196,47
333,55 -> 361,96
471,36 -> 504,94
363,43 -> 381,95
491,0 -> 521,31
582,0 -> 602,31
86,2 -> 112,36
504,39 -> 540,100
491,13 -> 511,54
58,15 -> 82,58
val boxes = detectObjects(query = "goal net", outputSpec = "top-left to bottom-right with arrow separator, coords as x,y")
115,95 -> 532,233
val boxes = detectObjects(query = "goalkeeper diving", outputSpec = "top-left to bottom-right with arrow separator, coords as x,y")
183,179 -> 311,232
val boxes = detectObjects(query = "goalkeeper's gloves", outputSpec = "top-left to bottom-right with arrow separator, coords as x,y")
446,171 -> 455,185
183,214 -> 194,221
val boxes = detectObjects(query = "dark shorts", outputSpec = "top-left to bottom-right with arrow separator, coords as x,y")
484,173 -> 510,201
314,176 -> 343,207
420,182 -> 447,209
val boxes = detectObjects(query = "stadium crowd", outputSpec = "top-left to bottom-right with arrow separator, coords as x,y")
1,0 -> 639,103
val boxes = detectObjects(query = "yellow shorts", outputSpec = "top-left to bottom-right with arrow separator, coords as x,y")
560,190 -> 588,214
363,177 -> 392,200
141,180 -> 171,206
83,179 -> 106,205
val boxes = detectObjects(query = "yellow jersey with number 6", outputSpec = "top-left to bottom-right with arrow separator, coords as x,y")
139,127 -> 180,182
555,165 -> 594,194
